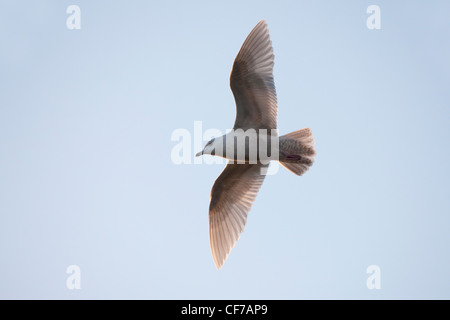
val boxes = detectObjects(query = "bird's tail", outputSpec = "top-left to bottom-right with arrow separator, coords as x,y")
279,128 -> 316,176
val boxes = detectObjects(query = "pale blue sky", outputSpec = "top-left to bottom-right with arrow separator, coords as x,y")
1,1 -> 449,299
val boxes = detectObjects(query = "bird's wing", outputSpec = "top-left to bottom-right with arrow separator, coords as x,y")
230,20 -> 278,130
209,161 -> 268,269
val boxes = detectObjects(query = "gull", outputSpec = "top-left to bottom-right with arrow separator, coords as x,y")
196,20 -> 316,269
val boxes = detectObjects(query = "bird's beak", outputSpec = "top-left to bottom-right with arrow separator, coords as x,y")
195,151 -> 203,157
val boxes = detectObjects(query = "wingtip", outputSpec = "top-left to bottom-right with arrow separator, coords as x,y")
258,19 -> 268,27
213,257 -> 224,270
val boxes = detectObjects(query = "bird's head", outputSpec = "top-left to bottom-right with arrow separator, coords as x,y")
196,137 -> 216,157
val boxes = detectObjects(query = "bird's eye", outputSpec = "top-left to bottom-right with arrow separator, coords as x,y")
207,138 -> 215,146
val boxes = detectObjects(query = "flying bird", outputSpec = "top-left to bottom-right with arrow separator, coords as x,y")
196,20 -> 316,269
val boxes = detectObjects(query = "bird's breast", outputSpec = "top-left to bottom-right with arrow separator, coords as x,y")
215,130 -> 279,163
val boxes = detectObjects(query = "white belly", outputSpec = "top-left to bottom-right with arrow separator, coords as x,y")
216,130 -> 279,163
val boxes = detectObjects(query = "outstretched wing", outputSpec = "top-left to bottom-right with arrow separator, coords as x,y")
230,20 -> 278,130
209,162 -> 268,269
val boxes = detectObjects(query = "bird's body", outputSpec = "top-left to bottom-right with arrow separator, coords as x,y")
197,20 -> 316,269
203,129 -> 279,164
